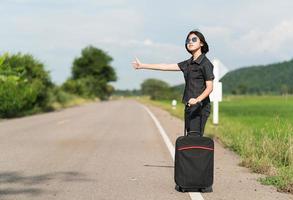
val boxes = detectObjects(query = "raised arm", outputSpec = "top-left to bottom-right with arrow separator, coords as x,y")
132,57 -> 180,71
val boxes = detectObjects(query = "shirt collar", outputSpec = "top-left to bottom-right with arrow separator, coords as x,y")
188,53 -> 205,65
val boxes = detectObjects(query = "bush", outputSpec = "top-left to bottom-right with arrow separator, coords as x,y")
0,53 -> 53,117
62,78 -> 95,98
0,75 -> 42,117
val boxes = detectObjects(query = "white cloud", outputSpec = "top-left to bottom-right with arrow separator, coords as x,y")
232,20 -> 293,53
98,37 -> 184,61
143,38 -> 153,46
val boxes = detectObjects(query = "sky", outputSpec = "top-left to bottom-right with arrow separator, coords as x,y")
1,0 -> 293,90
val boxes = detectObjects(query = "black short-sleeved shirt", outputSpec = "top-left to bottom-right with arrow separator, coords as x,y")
177,53 -> 215,105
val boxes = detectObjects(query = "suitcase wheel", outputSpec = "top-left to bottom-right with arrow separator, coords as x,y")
200,186 -> 213,193
175,185 -> 213,193
175,185 -> 187,192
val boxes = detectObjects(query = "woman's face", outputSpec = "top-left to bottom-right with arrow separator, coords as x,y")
186,33 -> 203,53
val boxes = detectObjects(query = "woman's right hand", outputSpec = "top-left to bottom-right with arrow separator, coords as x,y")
132,57 -> 142,69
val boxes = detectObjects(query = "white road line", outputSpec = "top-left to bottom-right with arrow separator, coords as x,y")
141,104 -> 205,200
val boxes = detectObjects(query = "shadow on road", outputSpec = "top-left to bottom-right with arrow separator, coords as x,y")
0,171 -> 93,197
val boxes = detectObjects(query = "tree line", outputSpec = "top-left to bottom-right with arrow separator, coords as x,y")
114,78 -> 183,101
0,45 -> 116,118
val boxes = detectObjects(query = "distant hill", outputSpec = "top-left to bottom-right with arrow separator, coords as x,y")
220,59 -> 293,94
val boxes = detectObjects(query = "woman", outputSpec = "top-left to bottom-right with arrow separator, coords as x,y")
132,29 -> 214,137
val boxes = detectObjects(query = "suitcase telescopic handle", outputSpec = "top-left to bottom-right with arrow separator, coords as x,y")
184,102 -> 203,136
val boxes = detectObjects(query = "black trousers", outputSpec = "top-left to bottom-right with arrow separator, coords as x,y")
184,103 -> 211,137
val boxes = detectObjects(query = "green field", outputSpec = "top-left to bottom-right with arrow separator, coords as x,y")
138,95 -> 293,193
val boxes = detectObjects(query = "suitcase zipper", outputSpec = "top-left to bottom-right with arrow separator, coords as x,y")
178,146 -> 214,151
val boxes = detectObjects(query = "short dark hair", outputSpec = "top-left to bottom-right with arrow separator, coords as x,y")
185,29 -> 209,54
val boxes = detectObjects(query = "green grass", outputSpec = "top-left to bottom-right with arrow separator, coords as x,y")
137,95 -> 293,194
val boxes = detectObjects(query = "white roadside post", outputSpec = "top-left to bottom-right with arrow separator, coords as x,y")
171,99 -> 177,109
210,59 -> 223,125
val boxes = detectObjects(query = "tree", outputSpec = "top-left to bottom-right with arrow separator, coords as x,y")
64,46 -> 117,100
141,79 -> 174,100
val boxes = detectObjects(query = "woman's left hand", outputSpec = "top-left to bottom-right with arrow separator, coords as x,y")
188,98 -> 200,106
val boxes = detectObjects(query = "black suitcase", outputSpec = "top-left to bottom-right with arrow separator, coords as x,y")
174,103 -> 214,193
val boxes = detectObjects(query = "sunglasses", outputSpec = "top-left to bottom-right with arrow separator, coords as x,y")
185,37 -> 198,44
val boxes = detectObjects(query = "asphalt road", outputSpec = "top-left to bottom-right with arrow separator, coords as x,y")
0,99 -> 292,200
0,100 -> 188,200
